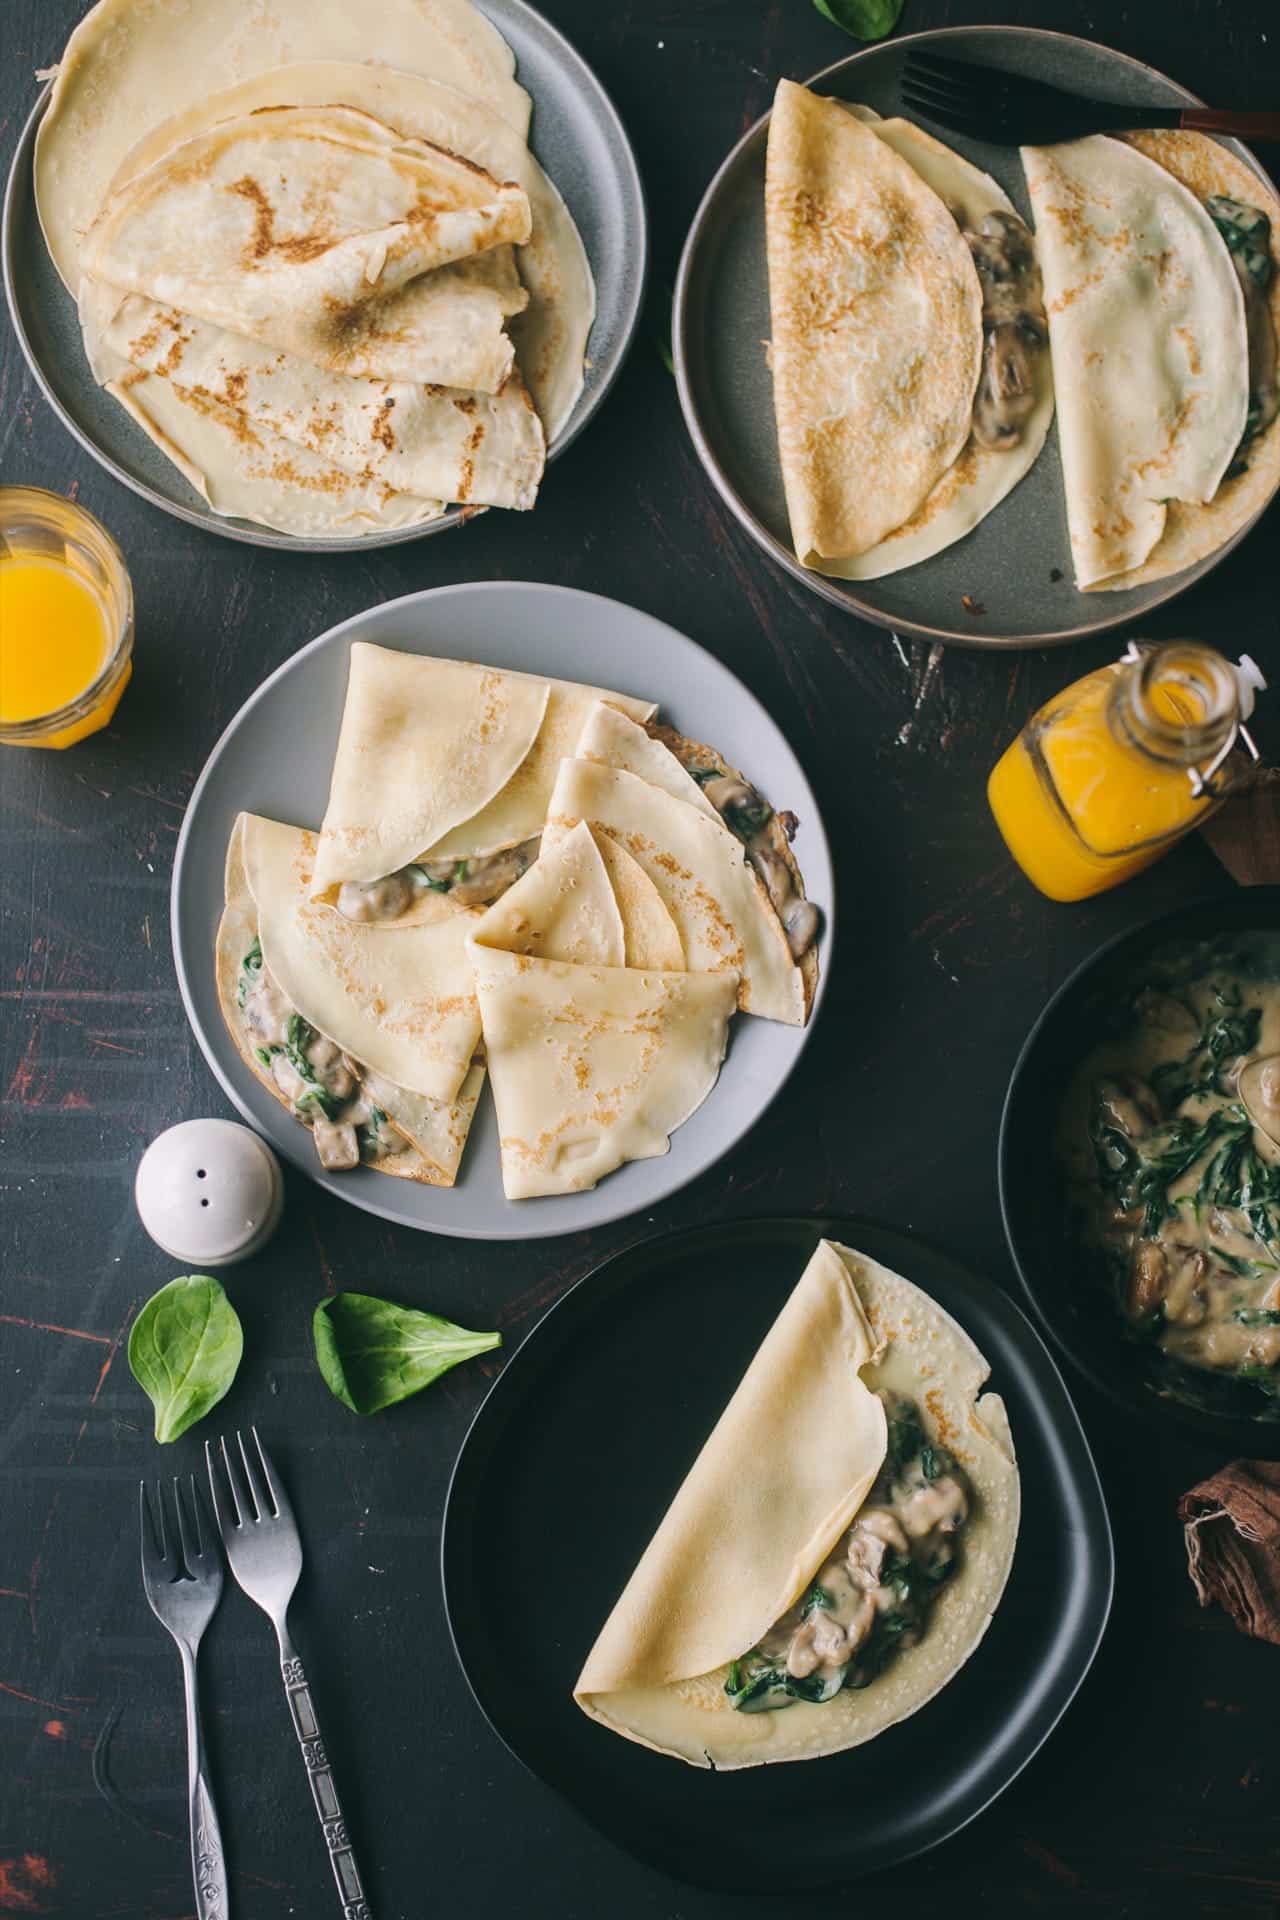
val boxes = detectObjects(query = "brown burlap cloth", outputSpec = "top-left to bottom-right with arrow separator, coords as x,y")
1180,1461 -> 1280,1643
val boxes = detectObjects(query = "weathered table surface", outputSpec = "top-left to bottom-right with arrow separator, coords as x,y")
3,0 -> 1279,1913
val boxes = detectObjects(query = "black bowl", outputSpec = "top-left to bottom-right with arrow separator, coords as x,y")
999,887 -> 1280,1456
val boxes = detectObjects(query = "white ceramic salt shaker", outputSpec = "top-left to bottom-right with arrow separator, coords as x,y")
134,1119 -> 284,1266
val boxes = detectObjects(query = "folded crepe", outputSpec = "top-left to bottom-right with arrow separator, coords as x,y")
82,283 -> 545,512
1022,135 -> 1250,589
469,823 -> 737,1198
96,60 -> 595,444
104,369 -> 445,538
34,0 -> 531,285
1088,132 -> 1280,592
819,112 -> 1054,581
575,1240 -> 1020,1768
217,813 -> 484,1183
310,645 -> 655,912
80,106 -> 531,381
765,81 -> 983,566
547,756 -> 807,1025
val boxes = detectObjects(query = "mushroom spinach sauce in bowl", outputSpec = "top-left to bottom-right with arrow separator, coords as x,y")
1001,892 -> 1280,1449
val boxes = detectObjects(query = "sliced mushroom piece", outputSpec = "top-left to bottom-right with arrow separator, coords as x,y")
312,1117 -> 360,1172
1130,1241 -> 1168,1318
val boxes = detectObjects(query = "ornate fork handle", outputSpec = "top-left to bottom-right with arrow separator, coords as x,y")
278,1639 -> 371,1920
179,1645 -> 230,1920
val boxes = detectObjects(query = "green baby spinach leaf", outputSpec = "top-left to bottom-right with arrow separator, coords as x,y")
128,1275 -> 244,1445
813,0 -> 905,43
313,1291 -> 500,1416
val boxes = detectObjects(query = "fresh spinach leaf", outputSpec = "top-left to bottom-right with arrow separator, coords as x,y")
128,1275 -> 243,1444
313,1291 -> 500,1415
813,0 -> 905,42
1234,1308 -> 1280,1327
800,1582 -> 834,1617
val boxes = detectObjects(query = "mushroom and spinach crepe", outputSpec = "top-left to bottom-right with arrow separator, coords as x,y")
575,1240 -> 1019,1768
764,82 -> 1051,580
1022,133 -> 1276,590
309,645 -> 656,924
218,814 -> 484,1181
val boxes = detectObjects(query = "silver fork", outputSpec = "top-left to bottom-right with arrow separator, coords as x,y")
206,1428 -> 371,1920
139,1477 -> 230,1920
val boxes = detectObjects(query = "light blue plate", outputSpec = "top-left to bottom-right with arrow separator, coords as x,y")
171,584 -> 834,1240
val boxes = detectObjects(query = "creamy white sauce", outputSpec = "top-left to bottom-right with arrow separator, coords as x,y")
1063,956 -> 1280,1383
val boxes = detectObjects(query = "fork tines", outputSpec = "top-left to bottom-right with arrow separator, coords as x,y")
208,1426 -> 281,1528
139,1474 -> 206,1577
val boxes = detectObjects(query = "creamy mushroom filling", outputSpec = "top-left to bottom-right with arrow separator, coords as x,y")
1207,196 -> 1278,475
335,835 -> 542,923
235,938 -> 407,1171
672,753 -> 820,960
952,207 -> 1048,453
725,1394 -> 970,1713
1067,963 -> 1280,1385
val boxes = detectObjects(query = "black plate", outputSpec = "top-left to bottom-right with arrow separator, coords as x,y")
441,1216 -> 1113,1890
1000,888 -> 1280,1454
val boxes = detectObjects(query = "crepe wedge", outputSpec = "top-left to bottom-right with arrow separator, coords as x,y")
80,107 -> 531,376
548,753 -> 808,1025
217,813 -> 484,1182
575,1240 -> 1020,1768
310,645 -> 655,918
470,822 -> 737,1199
81,284 -> 545,514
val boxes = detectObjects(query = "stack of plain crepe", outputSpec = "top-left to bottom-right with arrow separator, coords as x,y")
34,0 -> 596,537
218,646 -> 817,1199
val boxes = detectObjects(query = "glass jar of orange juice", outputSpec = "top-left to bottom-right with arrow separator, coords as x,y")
0,486 -> 133,749
988,641 -> 1265,902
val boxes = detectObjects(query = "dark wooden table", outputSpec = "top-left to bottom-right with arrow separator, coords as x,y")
4,0 -> 1279,1913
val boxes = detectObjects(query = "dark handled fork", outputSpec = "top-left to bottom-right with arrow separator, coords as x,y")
901,52 -> 1280,148
139,1478 -> 230,1920
207,1429 -> 371,1920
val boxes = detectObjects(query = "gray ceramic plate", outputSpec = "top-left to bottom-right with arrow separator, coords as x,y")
1,0 -> 646,551
171,583 -> 834,1240
674,26 -> 1280,648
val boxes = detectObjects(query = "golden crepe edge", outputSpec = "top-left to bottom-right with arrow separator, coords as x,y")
574,1240 -> 1020,1769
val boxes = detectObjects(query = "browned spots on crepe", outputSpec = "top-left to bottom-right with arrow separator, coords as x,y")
455,418 -> 486,502
230,175 -> 276,260
370,397 -> 397,453
185,384 -> 263,449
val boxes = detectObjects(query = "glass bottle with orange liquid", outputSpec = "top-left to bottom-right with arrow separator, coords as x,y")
988,641 -> 1266,902
0,487 -> 133,749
